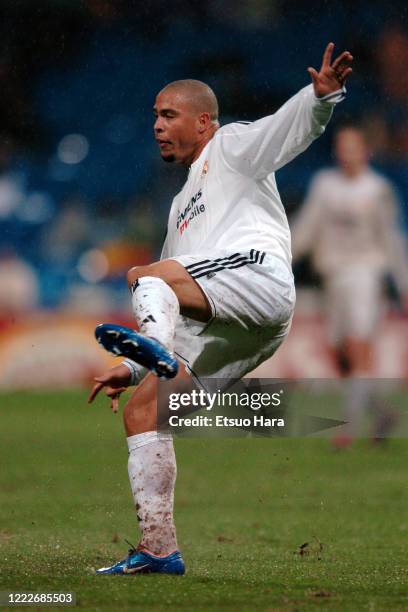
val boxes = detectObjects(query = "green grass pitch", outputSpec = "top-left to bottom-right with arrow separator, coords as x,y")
0,390 -> 407,611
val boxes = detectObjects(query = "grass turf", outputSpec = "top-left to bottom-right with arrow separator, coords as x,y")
0,390 -> 407,611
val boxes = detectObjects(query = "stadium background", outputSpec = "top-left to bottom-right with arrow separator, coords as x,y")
0,0 -> 407,387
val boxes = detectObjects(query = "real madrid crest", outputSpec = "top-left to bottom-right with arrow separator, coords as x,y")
201,160 -> 209,178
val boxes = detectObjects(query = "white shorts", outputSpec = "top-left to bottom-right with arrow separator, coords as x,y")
167,250 -> 296,387
324,265 -> 384,345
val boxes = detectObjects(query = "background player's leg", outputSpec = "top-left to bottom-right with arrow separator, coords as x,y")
330,272 -> 378,445
345,337 -> 373,374
332,338 -> 374,447
123,366 -> 189,556
344,342 -> 372,421
344,337 -> 396,441
341,273 -> 380,439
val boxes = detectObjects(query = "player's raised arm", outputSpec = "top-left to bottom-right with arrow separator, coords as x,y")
219,43 -> 353,179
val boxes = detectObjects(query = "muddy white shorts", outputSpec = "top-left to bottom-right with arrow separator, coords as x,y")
166,249 -> 296,387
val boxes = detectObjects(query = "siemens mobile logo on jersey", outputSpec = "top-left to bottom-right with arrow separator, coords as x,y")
176,189 -> 206,235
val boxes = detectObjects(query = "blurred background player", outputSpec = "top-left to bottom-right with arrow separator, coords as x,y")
291,126 -> 408,445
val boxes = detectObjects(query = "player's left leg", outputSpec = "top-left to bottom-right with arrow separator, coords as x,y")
96,259 -> 212,381
338,338 -> 373,443
94,260 -> 213,574
330,269 -> 383,446
97,365 -> 189,575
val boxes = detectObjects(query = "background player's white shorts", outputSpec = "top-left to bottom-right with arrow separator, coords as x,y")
167,250 -> 296,387
324,265 -> 384,345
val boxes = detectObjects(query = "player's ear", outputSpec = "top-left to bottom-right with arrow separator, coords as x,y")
197,112 -> 211,133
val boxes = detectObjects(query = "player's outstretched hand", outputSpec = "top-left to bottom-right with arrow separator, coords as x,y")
308,42 -> 353,98
88,363 -> 131,413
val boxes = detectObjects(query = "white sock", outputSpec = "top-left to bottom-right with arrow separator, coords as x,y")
127,431 -> 178,556
130,276 -> 179,351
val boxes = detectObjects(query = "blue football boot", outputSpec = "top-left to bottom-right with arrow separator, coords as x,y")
95,323 -> 178,380
96,547 -> 185,575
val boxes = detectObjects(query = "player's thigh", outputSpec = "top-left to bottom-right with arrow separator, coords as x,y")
346,272 -> 383,340
123,362 -> 191,436
127,259 -> 211,323
179,252 -> 295,329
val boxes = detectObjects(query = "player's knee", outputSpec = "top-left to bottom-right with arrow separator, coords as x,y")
127,261 -> 184,292
126,265 -> 153,289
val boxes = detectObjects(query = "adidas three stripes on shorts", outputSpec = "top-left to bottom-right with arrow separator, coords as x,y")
166,250 -> 296,387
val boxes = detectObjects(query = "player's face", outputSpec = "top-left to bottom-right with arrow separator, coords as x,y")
335,129 -> 369,174
153,89 -> 203,165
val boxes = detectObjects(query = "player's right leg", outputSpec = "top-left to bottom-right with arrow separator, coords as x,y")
327,269 -> 382,447
96,367 -> 189,576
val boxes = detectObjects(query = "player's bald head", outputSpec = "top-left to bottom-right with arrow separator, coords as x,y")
154,79 -> 219,165
159,79 -> 219,123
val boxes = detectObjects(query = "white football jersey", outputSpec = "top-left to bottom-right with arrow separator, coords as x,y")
161,85 -> 344,267
291,167 -> 408,292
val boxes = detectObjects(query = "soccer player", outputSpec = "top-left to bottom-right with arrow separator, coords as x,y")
88,43 -> 353,575
291,126 -> 408,445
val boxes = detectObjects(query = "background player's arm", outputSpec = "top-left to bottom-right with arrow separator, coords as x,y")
291,175 -> 325,261
220,43 -> 352,179
376,183 -> 408,304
